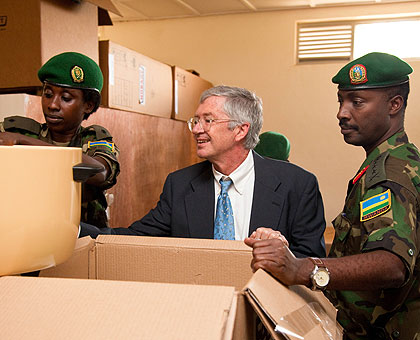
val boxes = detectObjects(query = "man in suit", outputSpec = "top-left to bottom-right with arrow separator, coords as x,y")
81,85 -> 326,258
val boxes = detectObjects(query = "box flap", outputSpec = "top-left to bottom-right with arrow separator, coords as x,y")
96,234 -> 251,251
243,270 -> 342,340
86,0 -> 121,16
0,276 -> 236,340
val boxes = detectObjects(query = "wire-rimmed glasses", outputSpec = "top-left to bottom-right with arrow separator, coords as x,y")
187,117 -> 238,132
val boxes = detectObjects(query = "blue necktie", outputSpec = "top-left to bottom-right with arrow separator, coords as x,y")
214,178 -> 235,240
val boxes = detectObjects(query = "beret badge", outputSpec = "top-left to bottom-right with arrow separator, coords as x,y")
349,64 -> 367,85
71,65 -> 84,83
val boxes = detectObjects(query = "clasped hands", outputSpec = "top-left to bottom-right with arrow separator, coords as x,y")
244,227 -> 306,286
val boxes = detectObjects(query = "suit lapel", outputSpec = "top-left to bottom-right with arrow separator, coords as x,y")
185,163 -> 215,239
249,152 -> 285,235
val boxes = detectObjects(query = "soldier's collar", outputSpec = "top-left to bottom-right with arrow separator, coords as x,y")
361,130 -> 407,170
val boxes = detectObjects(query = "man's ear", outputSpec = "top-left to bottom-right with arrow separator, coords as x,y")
389,95 -> 404,116
234,122 -> 250,142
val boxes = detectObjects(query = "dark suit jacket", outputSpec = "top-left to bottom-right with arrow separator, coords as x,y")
109,152 -> 326,258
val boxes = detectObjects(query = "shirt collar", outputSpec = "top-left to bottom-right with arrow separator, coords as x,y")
212,150 -> 254,195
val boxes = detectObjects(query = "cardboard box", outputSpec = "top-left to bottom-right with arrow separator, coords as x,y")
40,236 -> 256,339
172,66 -> 213,121
0,0 -> 117,92
41,236 -> 342,339
99,40 -> 173,118
41,235 -> 254,289
0,276 -> 237,340
0,93 -> 44,121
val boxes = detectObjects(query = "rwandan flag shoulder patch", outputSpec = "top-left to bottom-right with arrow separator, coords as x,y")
360,189 -> 391,222
88,141 -> 115,152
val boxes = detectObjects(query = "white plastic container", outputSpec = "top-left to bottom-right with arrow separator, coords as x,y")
0,145 -> 83,275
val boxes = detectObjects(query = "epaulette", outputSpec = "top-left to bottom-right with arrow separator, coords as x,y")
365,152 -> 388,188
3,116 -> 41,135
83,125 -> 112,140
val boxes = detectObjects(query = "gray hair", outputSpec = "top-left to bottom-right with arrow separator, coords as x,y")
200,85 -> 263,149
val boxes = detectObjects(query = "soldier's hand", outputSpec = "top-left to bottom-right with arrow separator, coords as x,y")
0,132 -> 47,146
244,237 -> 309,286
249,227 -> 289,247
0,132 -> 19,145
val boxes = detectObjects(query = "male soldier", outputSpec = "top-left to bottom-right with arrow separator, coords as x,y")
245,52 -> 420,340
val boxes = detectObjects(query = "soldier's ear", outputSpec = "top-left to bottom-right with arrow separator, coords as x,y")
388,95 -> 404,116
83,101 -> 95,115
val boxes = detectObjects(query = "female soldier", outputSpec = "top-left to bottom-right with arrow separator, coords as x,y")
0,52 -> 120,228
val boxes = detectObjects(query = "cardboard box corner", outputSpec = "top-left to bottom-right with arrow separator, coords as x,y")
172,66 -> 213,122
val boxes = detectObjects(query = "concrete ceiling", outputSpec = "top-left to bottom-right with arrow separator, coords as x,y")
109,0 -> 416,21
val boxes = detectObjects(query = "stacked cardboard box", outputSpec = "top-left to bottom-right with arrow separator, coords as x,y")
172,66 -> 213,121
0,0 -> 118,92
99,40 -> 173,118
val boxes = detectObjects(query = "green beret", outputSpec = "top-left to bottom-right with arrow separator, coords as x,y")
254,131 -> 290,161
38,52 -> 103,93
332,52 -> 413,90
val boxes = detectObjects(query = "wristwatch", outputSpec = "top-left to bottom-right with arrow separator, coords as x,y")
309,257 -> 330,291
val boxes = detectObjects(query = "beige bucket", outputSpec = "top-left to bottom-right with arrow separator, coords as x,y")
0,145 -> 83,275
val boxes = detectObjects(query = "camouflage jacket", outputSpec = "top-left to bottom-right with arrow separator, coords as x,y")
0,116 -> 120,228
326,131 -> 420,340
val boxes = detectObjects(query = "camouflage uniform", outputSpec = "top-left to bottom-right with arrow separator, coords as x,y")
326,131 -> 420,340
0,116 -> 120,228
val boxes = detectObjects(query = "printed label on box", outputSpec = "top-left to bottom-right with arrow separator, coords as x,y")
139,65 -> 146,105
176,72 -> 186,87
174,79 -> 178,115
109,53 -> 115,86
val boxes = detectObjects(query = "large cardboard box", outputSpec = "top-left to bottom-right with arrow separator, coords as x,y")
0,0 -> 116,92
41,235 -> 254,289
99,40 -> 173,118
172,66 -> 213,121
41,236 -> 342,339
41,236 -> 256,339
0,276 -> 237,340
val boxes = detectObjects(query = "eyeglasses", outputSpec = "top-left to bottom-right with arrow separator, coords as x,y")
187,117 -> 239,132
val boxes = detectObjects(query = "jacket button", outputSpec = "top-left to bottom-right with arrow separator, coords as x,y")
392,330 -> 400,338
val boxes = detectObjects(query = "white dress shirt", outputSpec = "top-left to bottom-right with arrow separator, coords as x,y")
212,151 -> 255,240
